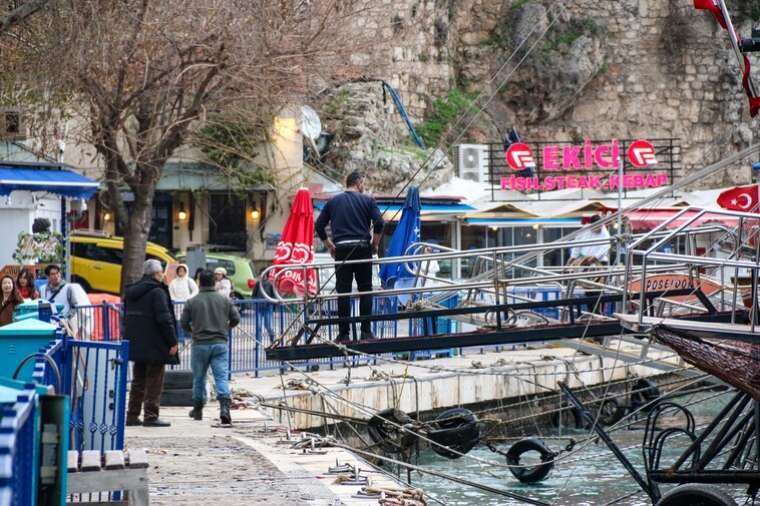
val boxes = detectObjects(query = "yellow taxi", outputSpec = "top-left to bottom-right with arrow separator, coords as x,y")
70,232 -> 176,294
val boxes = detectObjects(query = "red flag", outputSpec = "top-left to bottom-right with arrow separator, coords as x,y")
717,185 -> 759,211
694,0 -> 727,29
269,188 -> 317,297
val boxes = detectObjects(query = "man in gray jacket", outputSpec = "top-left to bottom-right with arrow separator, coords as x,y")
180,269 -> 240,424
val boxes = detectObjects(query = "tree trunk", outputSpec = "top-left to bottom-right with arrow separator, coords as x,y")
120,187 -> 155,294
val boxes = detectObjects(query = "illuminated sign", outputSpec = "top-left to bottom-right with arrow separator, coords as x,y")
500,139 -> 670,192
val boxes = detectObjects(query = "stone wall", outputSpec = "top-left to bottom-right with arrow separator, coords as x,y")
325,0 -> 759,190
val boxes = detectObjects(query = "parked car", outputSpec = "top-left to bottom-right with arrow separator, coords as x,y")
176,251 -> 256,299
70,231 -> 176,294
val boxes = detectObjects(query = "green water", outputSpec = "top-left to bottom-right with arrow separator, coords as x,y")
412,390 -> 743,505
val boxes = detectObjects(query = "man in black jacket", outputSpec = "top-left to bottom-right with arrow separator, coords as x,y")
315,170 -> 384,341
125,259 -> 178,427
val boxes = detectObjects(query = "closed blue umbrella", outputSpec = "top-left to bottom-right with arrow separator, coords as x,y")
379,186 -> 421,288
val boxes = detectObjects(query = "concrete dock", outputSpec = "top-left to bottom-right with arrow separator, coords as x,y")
236,340 -> 681,430
127,403 -> 420,505
127,341 -> 687,504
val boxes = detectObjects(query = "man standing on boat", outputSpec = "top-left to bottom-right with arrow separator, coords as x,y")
570,215 -> 611,264
315,170 -> 385,342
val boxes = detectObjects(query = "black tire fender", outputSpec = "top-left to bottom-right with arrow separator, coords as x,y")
656,483 -> 738,506
632,378 -> 661,412
551,404 -> 584,429
596,398 -> 626,426
506,438 -> 556,483
427,408 -> 480,459
162,370 -> 194,390
367,408 -> 416,454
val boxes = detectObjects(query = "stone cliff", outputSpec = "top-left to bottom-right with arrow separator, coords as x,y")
314,0 -> 759,192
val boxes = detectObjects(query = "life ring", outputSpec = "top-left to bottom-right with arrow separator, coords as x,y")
506,438 -> 556,483
427,408 -> 480,459
367,409 -> 416,454
656,484 -> 738,506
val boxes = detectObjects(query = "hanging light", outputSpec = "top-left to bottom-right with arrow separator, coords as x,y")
103,212 -> 111,222
177,202 -> 188,222
250,209 -> 261,221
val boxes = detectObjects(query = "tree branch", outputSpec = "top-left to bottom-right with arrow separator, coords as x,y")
0,0 -> 50,35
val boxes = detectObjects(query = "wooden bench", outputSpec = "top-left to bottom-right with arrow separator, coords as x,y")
67,449 -> 149,505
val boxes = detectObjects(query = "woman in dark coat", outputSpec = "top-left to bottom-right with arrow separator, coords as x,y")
0,275 -> 24,326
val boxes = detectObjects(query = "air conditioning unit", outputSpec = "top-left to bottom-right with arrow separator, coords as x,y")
0,109 -> 24,140
454,144 -> 489,183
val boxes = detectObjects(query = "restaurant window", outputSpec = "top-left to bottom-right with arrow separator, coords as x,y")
209,193 -> 247,250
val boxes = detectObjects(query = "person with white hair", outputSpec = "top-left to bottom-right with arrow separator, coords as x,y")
124,259 -> 178,427
214,267 -> 233,299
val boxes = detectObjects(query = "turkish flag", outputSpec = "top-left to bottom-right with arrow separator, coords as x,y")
716,185 -> 759,211
694,0 -> 727,29
269,188 -> 317,297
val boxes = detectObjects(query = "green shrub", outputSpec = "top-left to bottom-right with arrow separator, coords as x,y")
416,90 -> 477,147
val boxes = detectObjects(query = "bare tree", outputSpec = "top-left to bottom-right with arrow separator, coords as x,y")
0,0 -> 49,34
1,0 -> 378,291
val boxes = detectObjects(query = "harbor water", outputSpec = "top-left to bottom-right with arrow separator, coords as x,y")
412,389 -> 742,505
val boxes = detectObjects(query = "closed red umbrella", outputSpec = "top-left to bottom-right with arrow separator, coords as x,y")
269,188 -> 316,296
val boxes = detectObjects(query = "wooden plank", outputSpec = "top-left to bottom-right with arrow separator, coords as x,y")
67,468 -> 147,494
104,451 -> 125,470
67,451 -> 79,473
80,451 -> 101,472
126,448 -> 148,469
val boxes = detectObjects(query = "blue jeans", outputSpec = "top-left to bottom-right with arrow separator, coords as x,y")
260,304 -> 276,340
191,343 -> 230,402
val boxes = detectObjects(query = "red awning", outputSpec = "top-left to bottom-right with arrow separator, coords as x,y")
623,209 -> 743,231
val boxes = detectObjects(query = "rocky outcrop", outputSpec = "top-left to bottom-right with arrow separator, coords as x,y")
314,0 -> 759,191
318,82 -> 452,193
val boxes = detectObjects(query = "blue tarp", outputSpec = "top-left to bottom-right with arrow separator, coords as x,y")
379,187 -> 421,288
0,166 -> 99,199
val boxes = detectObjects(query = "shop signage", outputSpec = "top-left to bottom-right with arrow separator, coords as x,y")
490,139 -> 680,200
500,139 -> 671,192
626,274 -> 722,303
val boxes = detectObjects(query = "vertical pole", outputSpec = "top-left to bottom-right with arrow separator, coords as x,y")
63,197 -> 71,282
228,326 -> 232,380
115,341 -> 129,450
617,143 -> 624,265
102,302 -> 110,341
255,301 -> 261,377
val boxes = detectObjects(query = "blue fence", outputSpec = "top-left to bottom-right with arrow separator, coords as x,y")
1,319 -> 129,504
75,297 -> 428,377
0,382 -> 41,506
64,339 -> 129,452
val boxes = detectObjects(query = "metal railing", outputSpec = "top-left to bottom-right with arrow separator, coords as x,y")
624,206 -> 760,326
0,382 -> 41,506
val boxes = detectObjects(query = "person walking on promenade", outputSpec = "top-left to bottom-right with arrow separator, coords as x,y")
181,269 -> 240,424
40,264 -> 78,318
124,259 -> 178,427
169,263 -> 198,302
315,170 -> 385,342
214,267 -> 233,299
16,268 -> 39,300
0,275 -> 23,326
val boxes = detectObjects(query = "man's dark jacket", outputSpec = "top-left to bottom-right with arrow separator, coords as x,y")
124,276 -> 178,364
